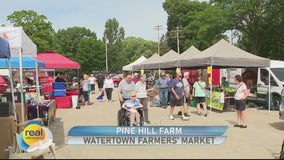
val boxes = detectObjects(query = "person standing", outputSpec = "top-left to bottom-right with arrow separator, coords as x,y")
88,74 -> 97,94
193,76 -> 208,117
233,75 -> 249,128
157,72 -> 169,108
96,72 -> 105,92
103,75 -> 114,102
118,73 -> 136,106
81,74 -> 90,106
182,72 -> 191,117
135,74 -> 150,124
169,72 -> 189,120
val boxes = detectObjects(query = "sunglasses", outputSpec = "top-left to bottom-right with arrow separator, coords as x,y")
131,95 -> 136,97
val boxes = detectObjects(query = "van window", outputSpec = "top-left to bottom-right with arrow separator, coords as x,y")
260,69 -> 269,85
271,68 -> 284,82
260,69 -> 278,86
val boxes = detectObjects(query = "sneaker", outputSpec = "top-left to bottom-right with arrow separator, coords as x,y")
233,124 -> 241,127
169,115 -> 174,120
240,125 -> 247,128
182,116 -> 190,121
184,113 -> 190,117
145,120 -> 151,124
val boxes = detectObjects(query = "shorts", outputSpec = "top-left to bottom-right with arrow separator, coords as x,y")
234,99 -> 246,111
170,97 -> 184,107
184,95 -> 190,104
195,97 -> 205,103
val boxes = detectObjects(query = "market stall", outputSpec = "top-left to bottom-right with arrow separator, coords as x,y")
179,39 -> 271,111
37,50 -> 81,108
0,27 -> 38,123
0,36 -> 16,159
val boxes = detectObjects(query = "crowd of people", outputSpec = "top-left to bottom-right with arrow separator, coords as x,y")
76,71 -> 249,128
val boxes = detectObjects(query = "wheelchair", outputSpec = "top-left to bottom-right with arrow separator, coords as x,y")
117,108 -> 144,126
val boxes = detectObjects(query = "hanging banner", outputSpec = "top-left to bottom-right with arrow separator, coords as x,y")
39,76 -> 54,93
207,66 -> 212,74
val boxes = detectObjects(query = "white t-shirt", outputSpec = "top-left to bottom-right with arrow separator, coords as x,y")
135,81 -> 147,98
103,79 -> 114,89
182,78 -> 190,95
234,82 -> 248,100
89,77 -> 97,85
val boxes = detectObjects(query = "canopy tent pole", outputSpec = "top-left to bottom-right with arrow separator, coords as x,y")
268,69 -> 271,111
6,58 -> 17,122
35,60 -> 40,97
210,65 -> 213,113
19,48 -> 25,123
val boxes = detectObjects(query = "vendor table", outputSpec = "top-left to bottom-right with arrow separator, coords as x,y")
0,116 -> 16,159
205,90 -> 235,111
27,100 -> 56,125
55,96 -> 72,108
66,90 -> 79,96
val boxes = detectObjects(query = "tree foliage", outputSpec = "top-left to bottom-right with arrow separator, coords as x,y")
56,27 -> 97,58
122,37 -> 157,63
103,18 -> 125,71
7,10 -> 56,52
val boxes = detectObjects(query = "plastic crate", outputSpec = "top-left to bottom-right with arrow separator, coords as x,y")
52,82 -> 65,89
52,89 -> 66,97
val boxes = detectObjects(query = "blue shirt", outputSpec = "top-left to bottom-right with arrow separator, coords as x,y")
124,99 -> 140,109
157,77 -> 168,88
170,78 -> 184,99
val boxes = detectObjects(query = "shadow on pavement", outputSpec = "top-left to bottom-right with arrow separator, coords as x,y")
49,117 -> 65,148
269,122 -> 284,131
226,120 -> 237,125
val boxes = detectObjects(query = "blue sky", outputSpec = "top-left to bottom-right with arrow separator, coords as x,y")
0,0 -> 169,41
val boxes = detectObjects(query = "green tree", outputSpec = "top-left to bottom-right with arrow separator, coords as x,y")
56,27 -> 104,73
103,18 -> 125,71
103,18 -> 125,44
163,0 -> 223,52
225,0 -> 267,55
56,27 -> 97,58
258,0 -> 284,60
122,37 -> 157,64
7,10 -> 56,52
77,38 -> 105,73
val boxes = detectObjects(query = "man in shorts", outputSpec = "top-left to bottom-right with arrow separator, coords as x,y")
168,72 -> 189,120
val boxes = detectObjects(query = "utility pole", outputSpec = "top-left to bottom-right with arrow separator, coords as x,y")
169,26 -> 183,54
105,34 -> 109,72
176,26 -> 180,54
154,25 -> 163,56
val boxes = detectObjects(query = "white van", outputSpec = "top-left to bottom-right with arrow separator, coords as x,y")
256,60 -> 284,110
221,60 -> 284,110
279,89 -> 284,120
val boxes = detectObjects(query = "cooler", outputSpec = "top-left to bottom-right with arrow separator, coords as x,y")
55,96 -> 71,109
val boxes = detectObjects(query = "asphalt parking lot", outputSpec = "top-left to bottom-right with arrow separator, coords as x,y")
46,88 -> 283,159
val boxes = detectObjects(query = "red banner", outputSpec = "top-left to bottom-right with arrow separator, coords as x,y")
40,76 -> 54,93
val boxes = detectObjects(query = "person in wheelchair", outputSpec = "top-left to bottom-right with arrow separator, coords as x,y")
121,92 -> 143,126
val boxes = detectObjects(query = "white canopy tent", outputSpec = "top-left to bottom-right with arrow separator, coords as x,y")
0,27 -> 38,123
122,56 -> 147,71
